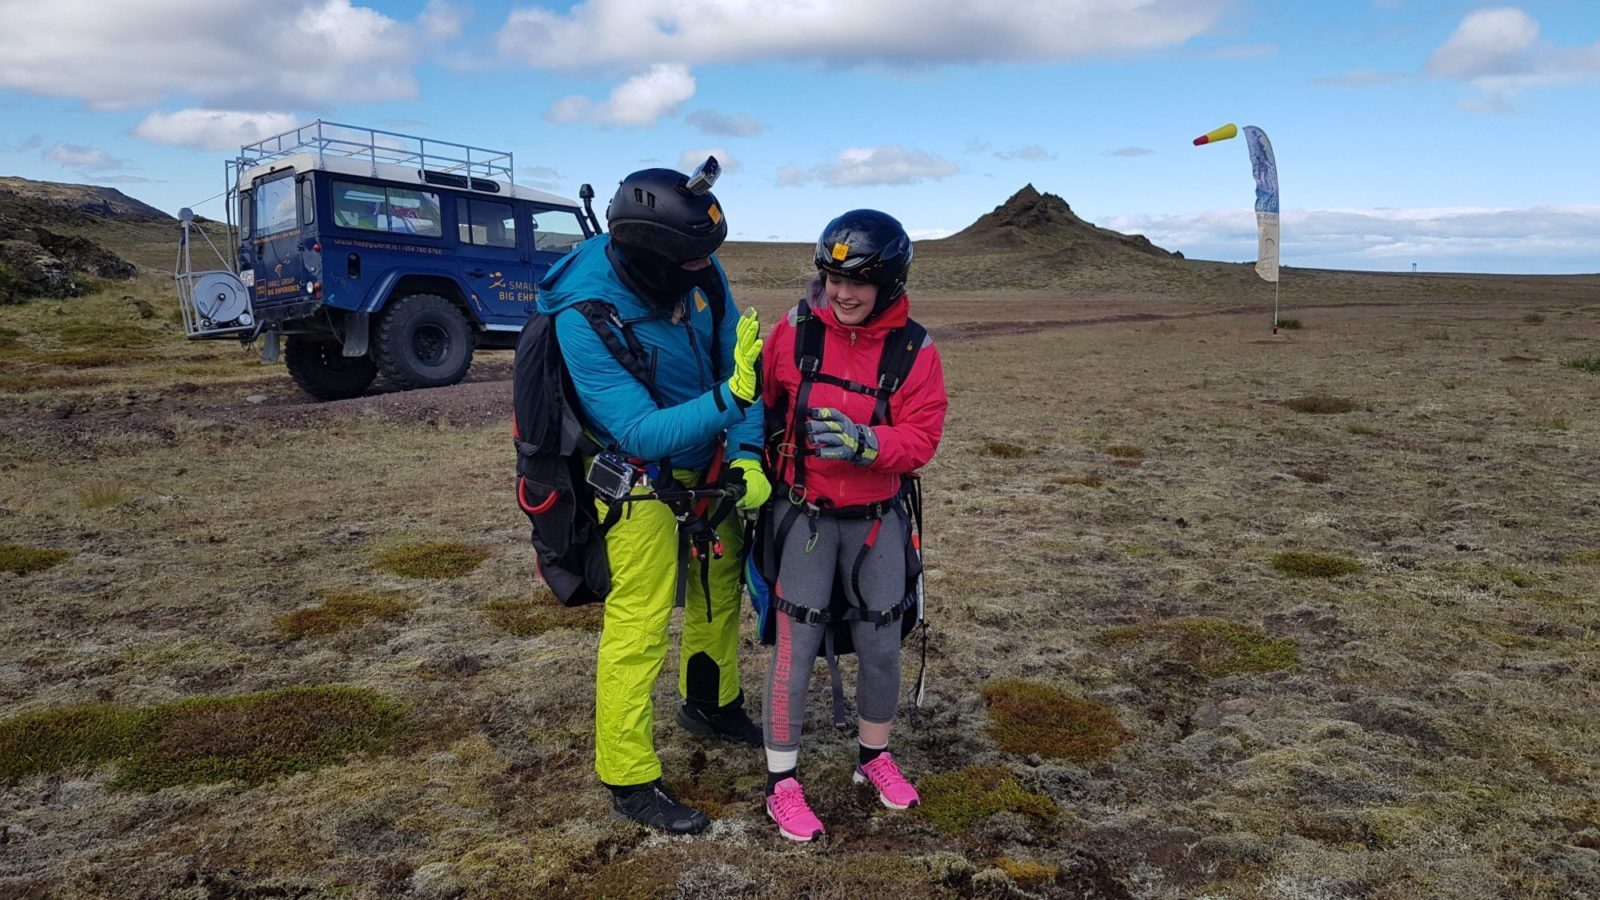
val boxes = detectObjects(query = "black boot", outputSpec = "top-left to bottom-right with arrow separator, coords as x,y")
608,781 -> 710,835
675,693 -> 763,747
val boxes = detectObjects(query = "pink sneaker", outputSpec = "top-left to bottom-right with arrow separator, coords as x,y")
765,777 -> 825,842
854,753 -> 920,810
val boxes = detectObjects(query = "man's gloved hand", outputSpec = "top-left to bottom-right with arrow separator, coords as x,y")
805,407 -> 879,466
727,307 -> 763,406
728,458 -> 771,511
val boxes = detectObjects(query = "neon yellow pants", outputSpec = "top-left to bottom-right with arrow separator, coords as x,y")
594,480 -> 746,787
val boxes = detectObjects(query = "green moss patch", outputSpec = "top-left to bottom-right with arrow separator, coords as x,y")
981,679 -> 1129,762
1283,395 -> 1357,414
0,704 -> 145,782
1051,474 -> 1104,488
1563,549 -> 1600,566
115,686 -> 408,789
1103,444 -> 1144,459
482,596 -> 602,636
374,541 -> 490,578
0,544 -> 72,575
1,686 -> 407,789
983,440 -> 1032,459
275,592 -> 414,638
1099,617 -> 1299,677
1560,355 -> 1600,374
915,765 -> 1059,834
1272,551 -> 1362,578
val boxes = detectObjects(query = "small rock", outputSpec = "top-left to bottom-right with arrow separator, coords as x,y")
244,394 -> 269,405
1193,700 -> 1222,729
1219,698 -> 1258,717
50,400 -> 75,419
0,507 -> 11,518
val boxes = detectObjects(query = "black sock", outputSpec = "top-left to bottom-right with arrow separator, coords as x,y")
765,769 -> 797,795
859,743 -> 887,766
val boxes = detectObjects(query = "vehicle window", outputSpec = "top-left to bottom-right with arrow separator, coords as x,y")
298,179 -> 315,226
531,209 -> 587,254
331,180 -> 441,238
456,198 -> 517,249
238,190 -> 253,238
254,176 -> 297,237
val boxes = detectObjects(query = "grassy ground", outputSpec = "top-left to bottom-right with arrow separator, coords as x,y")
2,263 -> 1599,897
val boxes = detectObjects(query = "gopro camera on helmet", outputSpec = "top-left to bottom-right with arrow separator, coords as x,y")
684,156 -> 720,197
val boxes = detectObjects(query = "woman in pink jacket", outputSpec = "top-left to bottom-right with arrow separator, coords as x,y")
758,209 -> 948,842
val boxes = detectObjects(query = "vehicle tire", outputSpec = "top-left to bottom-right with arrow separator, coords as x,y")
283,336 -> 378,401
373,293 -> 474,390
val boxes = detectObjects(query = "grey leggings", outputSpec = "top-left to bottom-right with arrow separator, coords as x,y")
763,510 -> 906,753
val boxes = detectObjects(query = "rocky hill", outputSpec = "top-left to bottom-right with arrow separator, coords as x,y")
0,176 -> 171,223
0,177 -> 149,303
947,184 -> 1179,260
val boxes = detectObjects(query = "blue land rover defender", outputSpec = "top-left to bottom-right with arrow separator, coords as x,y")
175,121 -> 599,399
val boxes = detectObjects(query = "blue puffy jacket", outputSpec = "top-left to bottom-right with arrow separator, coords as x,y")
536,235 -> 763,472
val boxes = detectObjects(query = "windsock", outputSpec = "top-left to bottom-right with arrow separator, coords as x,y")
1192,123 -> 1238,146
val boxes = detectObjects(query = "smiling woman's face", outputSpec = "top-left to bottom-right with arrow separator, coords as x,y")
823,273 -> 877,326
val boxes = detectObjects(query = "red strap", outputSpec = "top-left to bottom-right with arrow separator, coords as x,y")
516,477 -> 559,515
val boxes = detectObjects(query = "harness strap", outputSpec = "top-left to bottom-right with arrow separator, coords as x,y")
824,630 -> 848,729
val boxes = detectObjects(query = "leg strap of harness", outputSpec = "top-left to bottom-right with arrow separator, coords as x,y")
773,594 -> 829,626
823,629 -> 848,730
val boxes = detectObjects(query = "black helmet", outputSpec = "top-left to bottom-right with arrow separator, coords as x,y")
606,167 -> 727,263
813,209 -> 913,303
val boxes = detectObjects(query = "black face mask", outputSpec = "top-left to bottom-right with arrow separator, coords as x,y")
607,242 -> 716,309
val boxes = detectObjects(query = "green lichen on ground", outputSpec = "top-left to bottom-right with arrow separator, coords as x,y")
915,765 -> 1059,835
1103,444 -> 1144,459
1271,550 -> 1362,578
981,679 -> 1130,762
374,541 -> 491,578
1563,549 -> 1600,566
0,704 -> 146,782
275,591 -> 415,638
482,595 -> 603,637
0,686 -> 409,789
0,543 -> 72,575
1098,617 -> 1299,677
996,856 -> 1060,886
983,440 -> 1032,458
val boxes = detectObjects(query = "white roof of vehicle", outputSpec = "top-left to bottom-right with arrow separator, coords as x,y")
239,152 -> 579,209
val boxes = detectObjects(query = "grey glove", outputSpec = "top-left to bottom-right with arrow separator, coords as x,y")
805,407 -> 878,466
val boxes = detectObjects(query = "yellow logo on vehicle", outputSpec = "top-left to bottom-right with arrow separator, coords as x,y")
708,204 -> 722,225
831,242 -> 849,261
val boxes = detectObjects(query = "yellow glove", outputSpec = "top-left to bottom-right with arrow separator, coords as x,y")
727,307 -> 763,405
729,458 -> 770,511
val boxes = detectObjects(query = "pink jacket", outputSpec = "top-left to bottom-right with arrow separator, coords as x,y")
763,279 -> 948,508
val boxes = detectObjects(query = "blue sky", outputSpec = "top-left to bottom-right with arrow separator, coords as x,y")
1,1 -> 1596,273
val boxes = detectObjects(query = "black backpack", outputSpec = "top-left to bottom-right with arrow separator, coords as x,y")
513,295 -> 726,606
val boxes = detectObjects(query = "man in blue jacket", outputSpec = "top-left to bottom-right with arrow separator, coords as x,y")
536,166 -> 770,834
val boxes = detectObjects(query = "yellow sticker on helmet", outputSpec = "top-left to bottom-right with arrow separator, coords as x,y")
831,242 -> 849,261
708,204 -> 722,224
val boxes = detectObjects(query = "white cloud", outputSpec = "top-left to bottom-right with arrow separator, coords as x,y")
996,145 -> 1056,161
134,109 -> 301,151
1425,7 -> 1540,79
1105,147 -> 1154,157
1102,205 -> 1600,273
0,0 -> 430,110
42,142 -> 127,171
497,0 -> 1226,70
677,148 -> 740,175
1326,7 -> 1600,110
520,165 -> 564,190
685,110 -> 765,137
777,145 -> 960,188
419,0 -> 466,39
546,64 -> 696,126
964,138 -> 992,155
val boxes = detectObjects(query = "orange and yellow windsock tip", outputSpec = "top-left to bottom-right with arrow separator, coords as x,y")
1193,123 -> 1239,146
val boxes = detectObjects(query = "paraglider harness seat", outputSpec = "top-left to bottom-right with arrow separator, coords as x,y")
749,308 -> 930,726
514,289 -> 741,619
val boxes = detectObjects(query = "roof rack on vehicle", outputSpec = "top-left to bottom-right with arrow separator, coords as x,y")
236,119 -> 515,188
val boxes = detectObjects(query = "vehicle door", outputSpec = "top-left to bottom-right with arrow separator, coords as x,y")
454,195 -> 531,326
246,171 -> 316,310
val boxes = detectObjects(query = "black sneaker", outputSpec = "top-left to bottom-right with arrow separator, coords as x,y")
675,697 -> 763,747
608,781 -> 710,835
